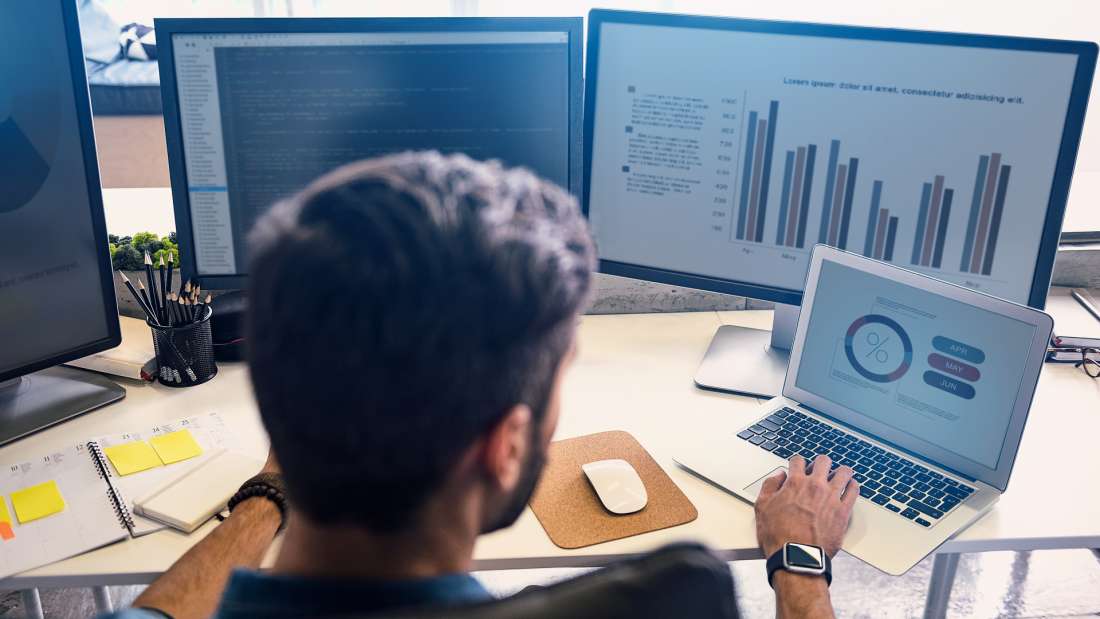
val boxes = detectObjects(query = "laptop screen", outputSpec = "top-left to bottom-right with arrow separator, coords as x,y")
793,259 -> 1039,470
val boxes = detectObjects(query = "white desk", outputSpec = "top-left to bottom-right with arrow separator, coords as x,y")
2,311 -> 1098,616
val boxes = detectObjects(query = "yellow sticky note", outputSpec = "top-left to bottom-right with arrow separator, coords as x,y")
11,481 -> 66,523
0,497 -> 10,524
104,440 -> 163,476
149,429 -> 203,465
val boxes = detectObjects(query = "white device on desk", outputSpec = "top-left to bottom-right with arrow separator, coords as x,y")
582,459 -> 648,515
134,449 -> 262,533
675,246 -> 1053,575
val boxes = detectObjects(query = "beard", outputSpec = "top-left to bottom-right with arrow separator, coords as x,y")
481,436 -> 548,534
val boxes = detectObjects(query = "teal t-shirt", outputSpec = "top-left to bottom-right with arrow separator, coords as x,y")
104,568 -> 491,618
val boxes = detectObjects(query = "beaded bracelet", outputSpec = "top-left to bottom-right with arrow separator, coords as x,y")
227,472 -> 288,532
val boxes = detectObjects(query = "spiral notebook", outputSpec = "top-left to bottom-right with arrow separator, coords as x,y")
0,413 -> 237,579
90,412 -> 238,535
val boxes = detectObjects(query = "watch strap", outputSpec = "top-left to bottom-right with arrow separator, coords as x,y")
766,545 -> 832,588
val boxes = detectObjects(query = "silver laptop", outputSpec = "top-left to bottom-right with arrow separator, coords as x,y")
675,246 -> 1053,575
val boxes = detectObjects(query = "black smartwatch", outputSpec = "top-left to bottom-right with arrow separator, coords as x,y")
766,542 -> 832,587
227,472 -> 288,532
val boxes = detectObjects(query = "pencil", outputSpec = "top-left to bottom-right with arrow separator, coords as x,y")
120,272 -> 158,325
165,255 -> 174,314
166,293 -> 177,326
157,255 -> 167,323
175,294 -> 185,326
137,280 -> 157,324
144,251 -> 160,321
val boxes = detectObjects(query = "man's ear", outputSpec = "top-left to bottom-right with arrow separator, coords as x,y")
481,404 -> 532,492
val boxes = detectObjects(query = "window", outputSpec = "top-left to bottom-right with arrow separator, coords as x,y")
98,0 -> 258,24
476,1 -> 672,17
97,0 -> 453,23
286,0 -> 452,17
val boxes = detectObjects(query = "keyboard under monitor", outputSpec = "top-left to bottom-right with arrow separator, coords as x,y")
738,407 -> 976,528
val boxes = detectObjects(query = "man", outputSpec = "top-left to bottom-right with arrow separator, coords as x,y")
107,152 -> 858,619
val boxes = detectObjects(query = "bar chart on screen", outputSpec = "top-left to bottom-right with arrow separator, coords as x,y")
722,94 -> 1014,282
586,24 -> 1078,301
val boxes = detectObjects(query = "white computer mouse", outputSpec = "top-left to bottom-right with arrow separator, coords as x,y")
581,459 -> 648,515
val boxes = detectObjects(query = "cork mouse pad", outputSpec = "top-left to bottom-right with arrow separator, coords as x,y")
529,431 -> 697,549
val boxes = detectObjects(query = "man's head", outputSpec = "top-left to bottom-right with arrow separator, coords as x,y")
247,152 -> 595,535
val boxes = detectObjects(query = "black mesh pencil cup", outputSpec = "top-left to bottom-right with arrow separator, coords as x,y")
149,306 -> 218,387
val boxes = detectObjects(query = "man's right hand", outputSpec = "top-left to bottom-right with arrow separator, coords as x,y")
754,455 -> 858,558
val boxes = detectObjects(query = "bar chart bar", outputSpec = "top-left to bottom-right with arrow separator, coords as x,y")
981,165 -> 1011,275
785,146 -> 807,247
755,100 -> 779,242
818,140 -> 841,244
827,163 -> 848,246
960,154 -> 990,271
745,119 -> 768,243
776,150 -> 795,245
796,144 -> 817,248
970,152 -> 1003,273
735,110 -> 758,241
873,208 -> 890,259
884,216 -> 899,261
838,157 -> 859,250
931,188 -> 954,268
863,180 -> 884,257
921,175 -> 945,267
911,182 -> 932,265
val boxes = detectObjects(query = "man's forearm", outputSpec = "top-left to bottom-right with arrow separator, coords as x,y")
773,571 -> 835,619
132,498 -> 281,619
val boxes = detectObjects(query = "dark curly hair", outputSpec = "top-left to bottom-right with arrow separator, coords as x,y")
246,152 -> 595,531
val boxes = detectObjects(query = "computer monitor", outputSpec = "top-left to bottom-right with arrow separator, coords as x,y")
158,17 -> 583,290
0,0 -> 125,445
582,10 -> 1096,397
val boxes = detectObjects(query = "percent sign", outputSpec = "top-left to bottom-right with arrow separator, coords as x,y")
865,331 -> 891,363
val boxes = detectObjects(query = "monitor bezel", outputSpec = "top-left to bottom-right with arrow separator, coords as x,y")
0,0 -> 122,384
157,16 -> 584,290
582,9 -> 1098,309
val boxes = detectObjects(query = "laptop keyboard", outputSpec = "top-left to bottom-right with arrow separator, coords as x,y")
738,407 -> 975,528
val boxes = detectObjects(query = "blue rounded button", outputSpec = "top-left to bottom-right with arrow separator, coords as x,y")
932,336 -> 985,365
923,370 -> 976,400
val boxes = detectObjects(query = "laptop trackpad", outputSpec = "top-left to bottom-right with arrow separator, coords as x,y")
743,466 -> 788,501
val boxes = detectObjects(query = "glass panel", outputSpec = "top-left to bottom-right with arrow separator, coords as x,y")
98,0 -> 256,24
290,0 -> 452,17
477,0 -> 671,17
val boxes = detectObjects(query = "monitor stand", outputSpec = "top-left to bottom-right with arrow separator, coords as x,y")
694,303 -> 799,399
0,366 -> 125,447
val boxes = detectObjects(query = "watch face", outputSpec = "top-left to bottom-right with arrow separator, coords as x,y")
785,543 -> 824,570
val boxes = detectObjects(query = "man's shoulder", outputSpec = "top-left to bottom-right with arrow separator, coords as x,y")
212,568 -> 490,617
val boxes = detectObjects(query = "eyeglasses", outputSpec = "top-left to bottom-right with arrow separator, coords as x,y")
1049,346 -> 1100,379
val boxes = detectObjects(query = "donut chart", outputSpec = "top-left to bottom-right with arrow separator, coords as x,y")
0,118 -> 52,213
844,314 -> 913,383
0,12 -> 63,214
